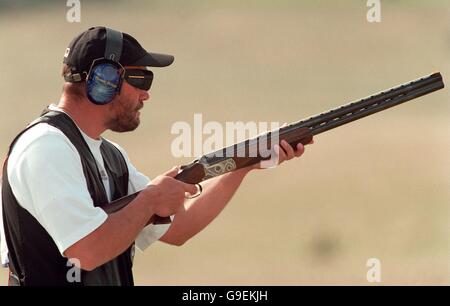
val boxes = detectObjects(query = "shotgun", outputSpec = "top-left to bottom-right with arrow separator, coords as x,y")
102,72 -> 445,224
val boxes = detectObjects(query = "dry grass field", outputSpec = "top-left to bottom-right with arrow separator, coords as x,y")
0,0 -> 448,285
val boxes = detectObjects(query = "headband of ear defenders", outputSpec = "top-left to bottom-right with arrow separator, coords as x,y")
64,28 -> 123,82
104,28 -> 123,62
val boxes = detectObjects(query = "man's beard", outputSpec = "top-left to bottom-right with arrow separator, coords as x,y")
107,99 -> 144,133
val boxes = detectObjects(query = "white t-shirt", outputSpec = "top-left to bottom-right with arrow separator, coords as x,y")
0,105 -> 170,266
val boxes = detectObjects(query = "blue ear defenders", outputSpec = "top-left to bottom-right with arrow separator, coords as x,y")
86,28 -> 124,105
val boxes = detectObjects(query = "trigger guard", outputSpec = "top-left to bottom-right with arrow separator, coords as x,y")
184,183 -> 203,199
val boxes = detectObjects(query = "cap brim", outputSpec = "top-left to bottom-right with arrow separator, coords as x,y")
132,52 -> 174,67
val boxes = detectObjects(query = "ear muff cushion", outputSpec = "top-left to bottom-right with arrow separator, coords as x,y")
87,63 -> 122,105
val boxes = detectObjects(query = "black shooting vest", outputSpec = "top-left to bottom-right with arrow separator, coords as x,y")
1,109 -> 134,286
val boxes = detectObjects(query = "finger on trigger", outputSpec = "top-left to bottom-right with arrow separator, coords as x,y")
183,183 -> 198,195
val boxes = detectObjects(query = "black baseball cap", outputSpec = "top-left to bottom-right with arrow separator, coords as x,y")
63,26 -> 174,81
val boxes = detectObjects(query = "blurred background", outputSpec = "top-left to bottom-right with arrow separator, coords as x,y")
0,0 -> 449,285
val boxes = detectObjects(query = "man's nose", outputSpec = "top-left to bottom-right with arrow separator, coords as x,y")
140,90 -> 150,102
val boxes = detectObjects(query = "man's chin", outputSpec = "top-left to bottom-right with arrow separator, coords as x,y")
110,120 -> 140,133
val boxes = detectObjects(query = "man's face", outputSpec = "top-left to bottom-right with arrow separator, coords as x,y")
105,68 -> 150,132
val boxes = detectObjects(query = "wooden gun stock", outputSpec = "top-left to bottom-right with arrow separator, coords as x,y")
102,192 -> 171,225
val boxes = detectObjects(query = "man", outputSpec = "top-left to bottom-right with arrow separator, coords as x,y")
1,26 -> 312,286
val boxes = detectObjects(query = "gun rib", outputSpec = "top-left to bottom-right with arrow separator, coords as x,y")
309,76 -> 444,134
283,72 -> 443,135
